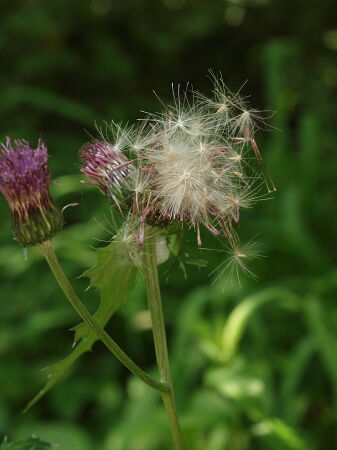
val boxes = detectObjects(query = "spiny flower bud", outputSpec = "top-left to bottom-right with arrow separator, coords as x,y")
0,138 -> 63,246
80,140 -> 134,212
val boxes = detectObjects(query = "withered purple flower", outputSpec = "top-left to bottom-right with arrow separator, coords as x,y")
80,140 -> 134,211
0,138 -> 63,246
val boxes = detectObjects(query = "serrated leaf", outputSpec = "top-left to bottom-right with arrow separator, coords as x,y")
0,436 -> 53,450
74,234 -> 138,342
26,232 -> 138,411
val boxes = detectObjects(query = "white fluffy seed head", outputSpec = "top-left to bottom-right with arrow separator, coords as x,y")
83,75 -> 273,251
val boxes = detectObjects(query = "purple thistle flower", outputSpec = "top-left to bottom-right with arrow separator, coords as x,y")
0,138 -> 63,246
80,140 -> 134,210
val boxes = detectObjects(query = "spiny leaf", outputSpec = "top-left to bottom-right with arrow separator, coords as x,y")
74,233 -> 138,342
24,335 -> 100,412
26,231 -> 138,411
0,436 -> 53,449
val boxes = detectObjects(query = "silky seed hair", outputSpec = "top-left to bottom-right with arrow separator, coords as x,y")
80,76 -> 274,276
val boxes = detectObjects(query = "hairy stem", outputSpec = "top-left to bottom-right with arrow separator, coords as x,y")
142,227 -> 185,449
39,239 -> 168,393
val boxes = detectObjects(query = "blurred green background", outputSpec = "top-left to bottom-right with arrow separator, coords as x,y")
0,0 -> 336,449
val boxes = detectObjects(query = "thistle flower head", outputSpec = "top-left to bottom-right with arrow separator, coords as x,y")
80,138 -> 135,211
0,138 -> 63,246
80,75 -> 274,254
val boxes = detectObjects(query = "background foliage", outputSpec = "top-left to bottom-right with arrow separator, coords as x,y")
0,0 -> 336,449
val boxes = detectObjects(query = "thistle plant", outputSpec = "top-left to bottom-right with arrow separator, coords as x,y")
1,76 -> 273,450
0,138 -> 63,246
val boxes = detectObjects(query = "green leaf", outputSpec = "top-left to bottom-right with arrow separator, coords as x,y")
306,297 -> 337,389
167,230 -> 207,279
25,231 -> 138,411
1,85 -> 101,125
0,436 -> 53,450
281,336 -> 316,424
221,288 -> 298,362
253,418 -> 308,450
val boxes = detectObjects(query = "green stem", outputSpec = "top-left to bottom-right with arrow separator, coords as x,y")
142,227 -> 186,450
39,240 -> 168,394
